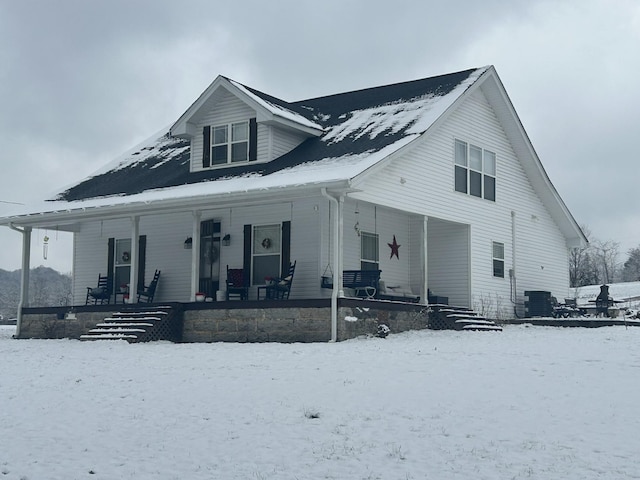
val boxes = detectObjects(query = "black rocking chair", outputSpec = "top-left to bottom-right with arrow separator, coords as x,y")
85,274 -> 112,305
226,266 -> 248,300
265,261 -> 296,300
137,269 -> 161,303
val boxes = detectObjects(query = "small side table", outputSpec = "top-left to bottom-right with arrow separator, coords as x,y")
115,291 -> 130,304
257,285 -> 275,300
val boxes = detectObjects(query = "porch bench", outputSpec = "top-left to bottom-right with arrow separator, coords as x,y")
377,281 -> 420,303
343,269 -> 381,298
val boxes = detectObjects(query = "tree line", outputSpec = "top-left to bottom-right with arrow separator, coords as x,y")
570,225 -> 640,287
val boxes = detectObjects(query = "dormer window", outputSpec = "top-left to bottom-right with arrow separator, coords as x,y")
202,118 -> 257,168
212,121 -> 248,165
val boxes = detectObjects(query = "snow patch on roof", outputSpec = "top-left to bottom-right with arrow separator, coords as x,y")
324,66 -> 487,144
229,79 -> 324,131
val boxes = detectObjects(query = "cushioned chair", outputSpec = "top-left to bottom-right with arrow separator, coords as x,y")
226,266 -> 248,301
265,261 -> 296,300
85,274 -> 112,305
137,270 -> 160,303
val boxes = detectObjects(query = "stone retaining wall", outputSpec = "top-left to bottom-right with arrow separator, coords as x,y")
18,299 -> 429,342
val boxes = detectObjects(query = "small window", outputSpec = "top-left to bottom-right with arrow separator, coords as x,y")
454,139 -> 496,201
492,241 -> 505,278
361,232 -> 379,270
210,121 -> 249,165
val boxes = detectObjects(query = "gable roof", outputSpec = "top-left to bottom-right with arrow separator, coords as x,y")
0,66 -> 585,247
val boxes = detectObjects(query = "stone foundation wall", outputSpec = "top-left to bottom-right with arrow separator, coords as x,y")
18,300 -> 429,342
18,310 -> 111,339
182,300 -> 429,343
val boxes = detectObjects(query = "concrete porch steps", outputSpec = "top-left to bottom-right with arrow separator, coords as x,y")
80,305 -> 182,343
428,304 -> 502,331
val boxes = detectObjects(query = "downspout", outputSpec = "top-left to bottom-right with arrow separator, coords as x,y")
321,188 -> 343,342
510,211 -> 518,312
9,223 -> 32,338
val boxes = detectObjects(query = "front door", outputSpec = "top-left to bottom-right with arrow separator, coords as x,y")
199,220 -> 221,298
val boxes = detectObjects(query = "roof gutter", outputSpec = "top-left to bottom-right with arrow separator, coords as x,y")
1,180 -> 353,228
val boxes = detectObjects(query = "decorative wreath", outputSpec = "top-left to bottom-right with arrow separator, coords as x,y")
261,238 -> 272,249
122,251 -> 130,262
204,245 -> 219,263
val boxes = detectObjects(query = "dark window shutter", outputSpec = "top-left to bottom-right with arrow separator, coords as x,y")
281,221 -> 291,274
137,235 -> 147,291
249,118 -> 257,161
107,238 -> 115,292
202,126 -> 211,168
243,224 -> 252,285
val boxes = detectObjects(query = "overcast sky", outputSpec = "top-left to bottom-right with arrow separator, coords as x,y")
1,0 -> 639,273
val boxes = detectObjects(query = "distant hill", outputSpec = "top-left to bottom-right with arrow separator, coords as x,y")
0,267 -> 71,320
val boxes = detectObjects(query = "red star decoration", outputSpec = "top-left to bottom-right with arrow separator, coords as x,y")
388,235 -> 401,259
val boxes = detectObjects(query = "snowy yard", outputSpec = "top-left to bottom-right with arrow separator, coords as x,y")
1,324 -> 639,479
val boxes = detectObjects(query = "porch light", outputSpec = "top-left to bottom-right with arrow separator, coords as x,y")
184,237 -> 193,249
222,233 -> 231,246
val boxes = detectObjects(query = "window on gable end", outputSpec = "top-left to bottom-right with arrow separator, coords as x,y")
454,139 -> 496,201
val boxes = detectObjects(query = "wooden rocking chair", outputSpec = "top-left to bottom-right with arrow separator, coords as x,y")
137,270 -> 161,303
85,274 -> 112,305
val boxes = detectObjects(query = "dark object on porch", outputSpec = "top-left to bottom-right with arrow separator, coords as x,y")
595,284 -> 614,317
342,269 -> 381,298
552,297 -> 581,318
226,266 -> 248,300
265,261 -> 296,300
427,289 -> 448,305
137,269 -> 161,303
377,281 -> 420,302
85,274 -> 112,305
524,290 -> 553,317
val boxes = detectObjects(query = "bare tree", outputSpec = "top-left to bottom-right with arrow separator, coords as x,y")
621,247 -> 640,282
593,239 -> 620,283
569,225 -> 599,287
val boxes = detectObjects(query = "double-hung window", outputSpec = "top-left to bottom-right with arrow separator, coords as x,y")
252,224 -> 281,285
454,139 -> 496,201
360,232 -> 379,270
492,241 -> 505,278
211,121 -> 249,165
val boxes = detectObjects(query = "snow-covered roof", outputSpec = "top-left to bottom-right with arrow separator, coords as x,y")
0,67 -> 489,222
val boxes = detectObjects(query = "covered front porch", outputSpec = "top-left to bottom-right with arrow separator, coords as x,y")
7,186 -> 473,342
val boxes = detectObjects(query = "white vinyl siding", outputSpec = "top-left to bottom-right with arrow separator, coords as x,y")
72,197 -> 325,303
349,87 -> 570,312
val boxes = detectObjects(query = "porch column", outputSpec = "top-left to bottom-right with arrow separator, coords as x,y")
190,211 -> 201,301
128,216 -> 140,304
337,196 -> 345,297
9,224 -> 31,337
421,216 -> 429,305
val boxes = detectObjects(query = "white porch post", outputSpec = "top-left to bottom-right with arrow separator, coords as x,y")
321,189 -> 344,342
337,195 -> 345,298
421,216 -> 429,305
128,216 -> 140,304
9,224 -> 31,337
190,211 -> 201,301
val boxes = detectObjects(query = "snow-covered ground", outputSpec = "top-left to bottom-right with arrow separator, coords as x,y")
1,323 -> 639,479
